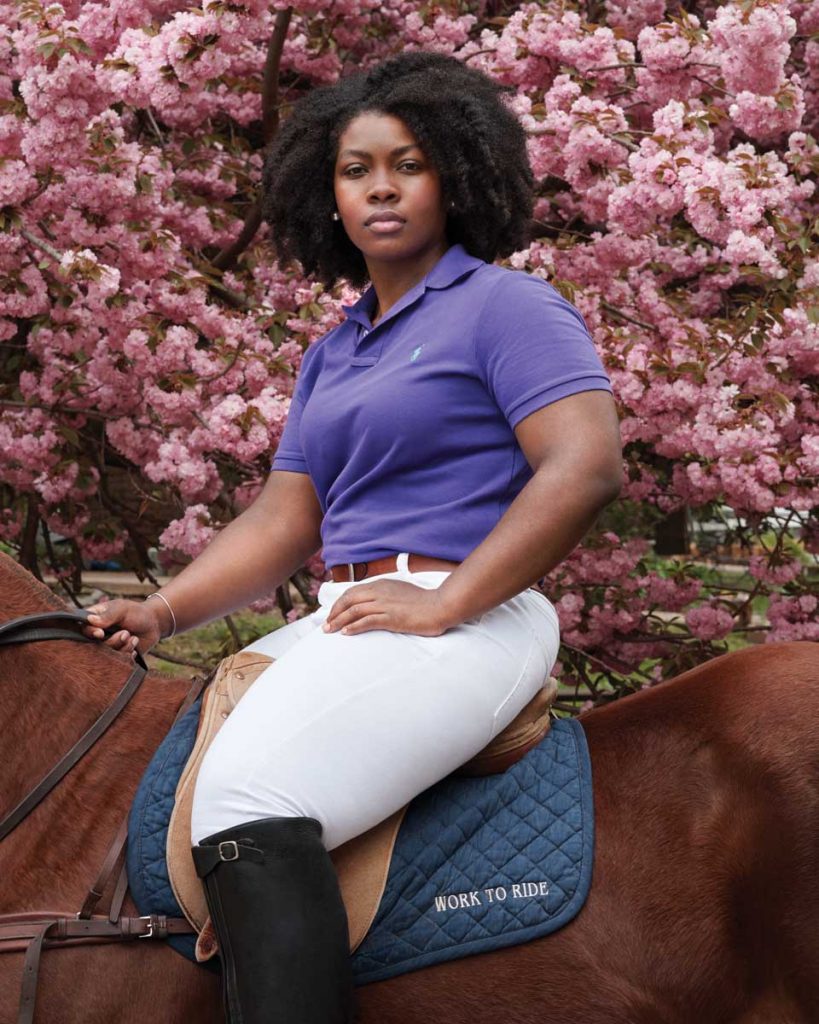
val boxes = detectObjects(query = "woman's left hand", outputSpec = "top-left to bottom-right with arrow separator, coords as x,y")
323,579 -> 458,637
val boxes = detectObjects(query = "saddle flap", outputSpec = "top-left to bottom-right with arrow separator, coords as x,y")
225,652 -> 264,708
167,652 -> 274,930
166,651 -> 406,953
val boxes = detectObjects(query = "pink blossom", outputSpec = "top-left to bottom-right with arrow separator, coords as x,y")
767,593 -> 819,642
158,504 -> 217,559
0,159 -> 38,204
642,573 -> 703,610
722,229 -> 786,278
800,435 -> 819,474
635,15 -> 714,108
729,78 -> 806,142
748,555 -> 804,585
78,533 -> 126,562
605,0 -> 665,41
144,439 -> 222,502
685,604 -> 735,641
710,1 -> 796,94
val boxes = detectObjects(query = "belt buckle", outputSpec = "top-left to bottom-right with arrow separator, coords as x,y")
346,562 -> 355,582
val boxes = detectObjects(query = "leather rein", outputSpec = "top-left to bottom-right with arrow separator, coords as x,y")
0,609 -> 203,1024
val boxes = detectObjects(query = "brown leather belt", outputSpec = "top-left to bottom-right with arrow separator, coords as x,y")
330,553 -> 460,582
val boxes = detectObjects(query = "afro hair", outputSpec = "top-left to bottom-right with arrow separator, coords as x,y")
261,51 -> 534,289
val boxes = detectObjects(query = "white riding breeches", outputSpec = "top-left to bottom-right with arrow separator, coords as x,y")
190,555 -> 561,851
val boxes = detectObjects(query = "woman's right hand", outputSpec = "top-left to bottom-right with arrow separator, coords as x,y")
83,598 -> 167,655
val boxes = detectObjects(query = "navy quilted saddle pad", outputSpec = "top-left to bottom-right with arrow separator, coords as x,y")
127,703 -> 594,986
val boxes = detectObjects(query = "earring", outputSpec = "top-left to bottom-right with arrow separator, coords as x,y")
331,211 -> 340,221
448,201 -> 456,211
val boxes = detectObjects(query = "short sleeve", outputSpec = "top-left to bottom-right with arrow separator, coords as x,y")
474,272 -> 612,428
270,342 -> 322,474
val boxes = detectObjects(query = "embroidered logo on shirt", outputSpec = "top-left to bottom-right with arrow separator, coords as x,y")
410,345 -> 424,363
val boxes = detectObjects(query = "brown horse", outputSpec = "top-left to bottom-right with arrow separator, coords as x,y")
2,550 -> 819,1024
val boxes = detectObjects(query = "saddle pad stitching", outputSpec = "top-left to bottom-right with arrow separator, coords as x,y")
349,720 -> 593,984
133,721 -> 184,904
127,714 -> 593,981
126,697 -> 204,958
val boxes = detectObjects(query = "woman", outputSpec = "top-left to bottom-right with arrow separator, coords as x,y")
86,51 -> 622,1024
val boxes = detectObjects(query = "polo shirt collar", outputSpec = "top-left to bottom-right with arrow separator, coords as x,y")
341,243 -> 484,330
426,242 -> 485,289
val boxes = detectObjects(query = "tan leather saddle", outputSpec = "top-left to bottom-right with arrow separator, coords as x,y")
167,651 -> 558,960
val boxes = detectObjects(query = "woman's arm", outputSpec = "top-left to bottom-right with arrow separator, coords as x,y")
87,470 -> 323,648
435,390 -> 622,625
152,470 -> 324,633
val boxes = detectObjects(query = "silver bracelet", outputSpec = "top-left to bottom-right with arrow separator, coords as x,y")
146,591 -> 177,639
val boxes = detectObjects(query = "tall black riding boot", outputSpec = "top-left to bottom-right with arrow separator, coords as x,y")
191,816 -> 353,1024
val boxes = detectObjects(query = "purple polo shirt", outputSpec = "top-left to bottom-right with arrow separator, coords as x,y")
271,243 -> 612,566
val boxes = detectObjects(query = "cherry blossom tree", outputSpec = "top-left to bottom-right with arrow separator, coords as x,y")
1,0 -> 816,698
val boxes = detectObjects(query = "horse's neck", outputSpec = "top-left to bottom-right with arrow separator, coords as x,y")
0,553 -> 190,807
2,559 -> 101,788
1,629 -> 185,805
0,652 -> 193,916
0,557 -> 197,911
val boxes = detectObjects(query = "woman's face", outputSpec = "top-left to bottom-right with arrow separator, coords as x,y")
333,111 -> 449,272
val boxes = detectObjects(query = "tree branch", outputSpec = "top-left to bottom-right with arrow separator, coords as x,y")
601,300 -> 659,332
20,227 -> 63,263
20,498 -> 42,580
0,398 -> 163,430
223,613 -> 241,651
210,6 -> 293,273
561,641 -> 653,684
262,7 -> 292,146
146,108 -> 166,147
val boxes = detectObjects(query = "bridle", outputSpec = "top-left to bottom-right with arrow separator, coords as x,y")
0,609 -> 203,1024
0,611 -> 151,843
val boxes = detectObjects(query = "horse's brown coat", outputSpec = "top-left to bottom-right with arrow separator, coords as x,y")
1,551 -> 818,1024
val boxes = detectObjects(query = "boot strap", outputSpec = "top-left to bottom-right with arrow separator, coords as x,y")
192,840 -> 265,878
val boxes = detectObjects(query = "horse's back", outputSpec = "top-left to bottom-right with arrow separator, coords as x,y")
358,643 -> 819,1024
575,641 -> 819,1023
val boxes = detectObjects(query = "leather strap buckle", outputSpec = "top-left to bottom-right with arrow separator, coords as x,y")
218,841 -> 240,862
138,914 -> 168,939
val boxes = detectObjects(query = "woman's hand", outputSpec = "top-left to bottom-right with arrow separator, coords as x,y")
322,579 -> 457,637
83,598 -> 166,655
